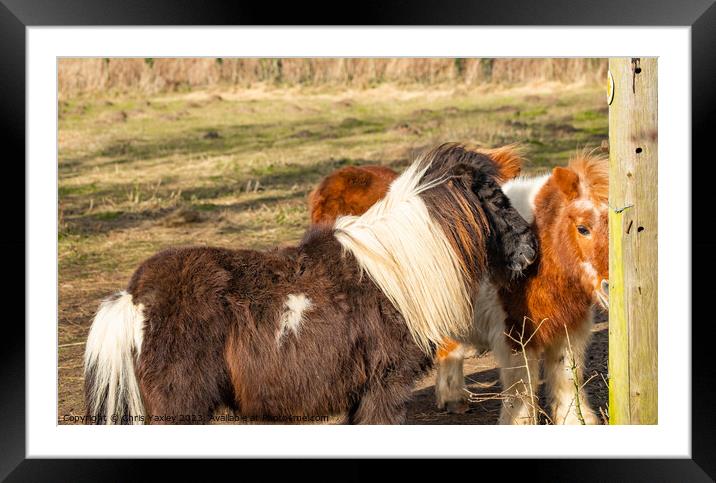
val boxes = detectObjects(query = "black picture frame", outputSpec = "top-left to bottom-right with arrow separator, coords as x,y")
2,0 -> 713,480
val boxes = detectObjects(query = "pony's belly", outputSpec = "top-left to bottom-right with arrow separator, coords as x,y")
230,297 -> 429,419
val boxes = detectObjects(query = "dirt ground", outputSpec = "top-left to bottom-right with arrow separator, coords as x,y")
58,82 -> 609,424
406,315 -> 609,424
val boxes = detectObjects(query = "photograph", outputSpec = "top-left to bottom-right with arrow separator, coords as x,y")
57,57 -> 627,426
4,6 -> 704,476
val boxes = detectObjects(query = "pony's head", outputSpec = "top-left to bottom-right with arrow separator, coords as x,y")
549,152 -> 609,309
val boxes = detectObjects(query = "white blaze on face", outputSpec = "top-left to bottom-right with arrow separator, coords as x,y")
276,293 -> 313,346
574,197 -> 606,286
580,261 -> 598,287
572,198 -> 595,212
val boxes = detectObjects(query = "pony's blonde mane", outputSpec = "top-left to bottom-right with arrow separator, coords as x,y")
568,151 -> 609,203
333,149 -> 480,354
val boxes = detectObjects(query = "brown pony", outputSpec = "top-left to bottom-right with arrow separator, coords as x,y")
311,150 -> 609,424
83,143 -> 537,425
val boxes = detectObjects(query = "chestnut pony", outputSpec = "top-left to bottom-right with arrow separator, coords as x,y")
310,149 -> 609,424
84,143 -> 536,425
309,165 -> 398,225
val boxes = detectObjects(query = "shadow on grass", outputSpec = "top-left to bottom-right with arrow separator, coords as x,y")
62,190 -> 308,237
61,115 -> 394,175
60,152 -> 394,216
61,155 -> 377,236
61,98 -> 602,174
60,98 -> 607,183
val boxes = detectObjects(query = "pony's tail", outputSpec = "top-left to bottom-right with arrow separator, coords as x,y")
83,290 -> 146,425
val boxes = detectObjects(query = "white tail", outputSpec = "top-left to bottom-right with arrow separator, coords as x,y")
83,290 -> 145,425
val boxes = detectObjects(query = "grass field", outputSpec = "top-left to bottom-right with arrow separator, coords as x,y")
58,81 -> 609,423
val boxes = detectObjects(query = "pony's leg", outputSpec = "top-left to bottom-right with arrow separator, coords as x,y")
434,340 -> 468,413
543,317 -> 599,425
494,338 -> 541,425
137,334 -> 227,425
350,378 -> 414,424
141,386 -> 217,425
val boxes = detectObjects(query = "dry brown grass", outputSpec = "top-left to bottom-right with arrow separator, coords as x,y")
58,58 -> 607,98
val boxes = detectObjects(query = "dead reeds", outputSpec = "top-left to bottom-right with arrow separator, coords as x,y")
58,58 -> 607,98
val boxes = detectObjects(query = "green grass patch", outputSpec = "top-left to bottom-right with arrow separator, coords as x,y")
520,107 -> 548,118
574,109 -> 604,121
59,183 -> 98,197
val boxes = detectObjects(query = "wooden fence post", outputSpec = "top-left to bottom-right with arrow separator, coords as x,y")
607,58 -> 658,424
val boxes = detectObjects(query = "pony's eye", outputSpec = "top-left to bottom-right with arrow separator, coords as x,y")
577,225 -> 591,236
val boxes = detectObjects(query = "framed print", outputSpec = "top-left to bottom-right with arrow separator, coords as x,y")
3,0 -> 714,479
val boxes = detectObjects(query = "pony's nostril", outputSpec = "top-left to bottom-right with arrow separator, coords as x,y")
601,279 -> 609,295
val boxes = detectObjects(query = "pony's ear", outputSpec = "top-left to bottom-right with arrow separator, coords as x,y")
552,166 -> 580,200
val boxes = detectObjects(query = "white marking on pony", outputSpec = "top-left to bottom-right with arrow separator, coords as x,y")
572,198 -> 595,211
435,343 -> 468,408
544,313 -> 599,424
579,180 -> 590,199
333,156 -> 474,353
84,290 -> 145,424
580,261 -> 598,284
502,175 -> 550,224
275,293 -> 313,346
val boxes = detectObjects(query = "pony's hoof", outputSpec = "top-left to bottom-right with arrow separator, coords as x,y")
445,400 -> 469,414
583,411 -> 600,425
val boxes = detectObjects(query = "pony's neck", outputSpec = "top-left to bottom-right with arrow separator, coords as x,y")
502,175 -> 550,226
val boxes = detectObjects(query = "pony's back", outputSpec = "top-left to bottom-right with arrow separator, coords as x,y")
308,165 -> 398,224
